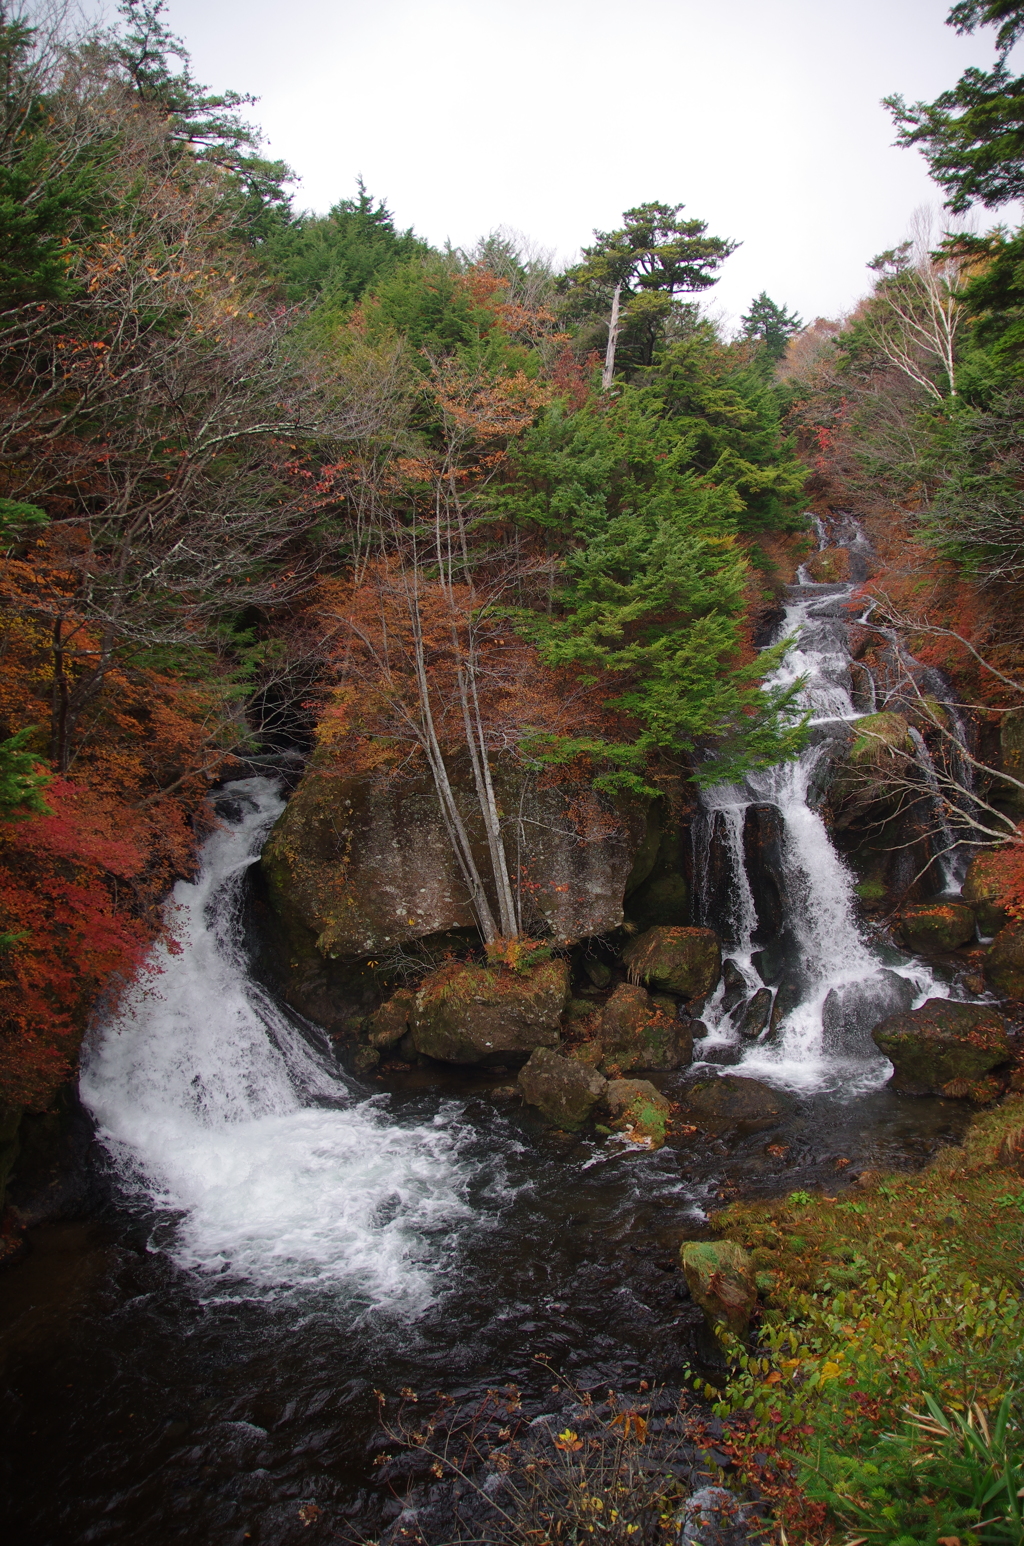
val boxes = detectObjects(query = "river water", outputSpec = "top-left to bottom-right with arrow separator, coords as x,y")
0,574 -> 976,1545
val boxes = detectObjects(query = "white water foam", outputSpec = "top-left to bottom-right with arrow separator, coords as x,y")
698,578 -> 948,1094
80,778 -> 477,1309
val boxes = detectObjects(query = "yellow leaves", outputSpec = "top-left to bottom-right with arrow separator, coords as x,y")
554,1428 -> 583,1452
609,1411 -> 647,1442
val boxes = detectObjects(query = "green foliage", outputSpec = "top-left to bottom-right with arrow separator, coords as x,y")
885,3 -> 1024,213
0,728 -> 50,820
265,179 -> 428,306
740,292 -> 804,362
0,499 -> 48,546
109,1 -> 293,238
497,386 -> 807,790
560,200 -> 736,373
0,13 -> 112,306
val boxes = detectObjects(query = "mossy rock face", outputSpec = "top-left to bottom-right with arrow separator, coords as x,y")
680,1240 -> 757,1336
962,852 -> 1010,938
411,957 -> 570,1065
602,1078 -> 671,1149
1000,709 -> 1024,814
804,546 -> 851,583
896,901 -> 976,954
871,998 -> 1010,1095
826,712 -> 914,832
596,983 -> 692,1073
986,919 -> 1024,1000
366,989 -> 416,1050
517,1047 -> 607,1130
621,925 -> 721,1001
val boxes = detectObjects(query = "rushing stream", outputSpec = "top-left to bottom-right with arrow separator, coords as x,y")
0,562 -> 979,1545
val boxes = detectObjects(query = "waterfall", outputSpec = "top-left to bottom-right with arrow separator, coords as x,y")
908,726 -> 965,895
80,778 -> 478,1306
697,576 -> 946,1093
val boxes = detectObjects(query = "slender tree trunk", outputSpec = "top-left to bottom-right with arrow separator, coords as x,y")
602,282 -> 623,391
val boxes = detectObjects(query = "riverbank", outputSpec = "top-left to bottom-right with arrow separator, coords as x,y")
705,1097 -> 1024,1543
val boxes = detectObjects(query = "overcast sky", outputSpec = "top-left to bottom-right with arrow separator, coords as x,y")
114,0 -> 1016,329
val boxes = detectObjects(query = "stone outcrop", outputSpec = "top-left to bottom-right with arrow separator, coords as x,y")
962,853 -> 1009,938
826,712 -> 913,832
986,919 -> 1024,1000
410,957 -> 570,1065
621,926 -> 721,1002
680,1240 -> 757,1336
896,902 -> 976,954
365,989 -> 415,1050
517,1048 -> 606,1129
735,988 -> 773,1040
261,762 -> 649,964
871,998 -> 1011,1096
602,1078 -> 671,1148
679,1074 -> 792,1131
821,969 -> 915,1057
594,984 -> 693,1072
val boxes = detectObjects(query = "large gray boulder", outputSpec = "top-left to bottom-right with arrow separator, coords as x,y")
518,1047 -> 606,1129
621,925 -> 722,1001
261,761 -> 648,962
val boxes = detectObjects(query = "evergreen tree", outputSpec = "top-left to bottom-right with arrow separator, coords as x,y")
266,179 -> 428,306
740,292 -> 803,361
885,2 -> 1024,211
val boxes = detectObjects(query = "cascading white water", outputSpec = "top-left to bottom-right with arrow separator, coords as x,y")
80,778 -> 479,1307
698,571 -> 946,1093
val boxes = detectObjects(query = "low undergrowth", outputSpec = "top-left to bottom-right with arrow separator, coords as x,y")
704,1098 -> 1024,1544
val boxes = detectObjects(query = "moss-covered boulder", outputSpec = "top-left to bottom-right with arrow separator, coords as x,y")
365,989 -> 416,1050
963,853 -> 1010,938
872,998 -> 1010,1095
826,711 -> 914,832
518,1047 -> 607,1130
986,919 -> 1024,1000
680,1074 -> 793,1132
896,901 -> 976,954
411,957 -> 570,1065
602,1078 -> 671,1149
804,547 -> 851,584
595,983 -> 692,1073
621,925 -> 721,1001
680,1240 -> 757,1336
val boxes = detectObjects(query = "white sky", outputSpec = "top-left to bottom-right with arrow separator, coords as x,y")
118,0 -> 1018,328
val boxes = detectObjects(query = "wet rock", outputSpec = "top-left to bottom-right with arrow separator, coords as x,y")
804,547 -> 851,583
826,711 -> 914,831
743,804 -> 787,942
652,992 -> 679,1015
821,970 -> 916,1057
986,919 -> 1024,1001
872,998 -> 1010,1095
679,1074 -> 793,1131
896,901 -> 976,954
583,958 -> 612,989
602,1078 -> 671,1148
352,1045 -> 380,1075
751,933 -> 792,986
261,760 -> 649,962
621,925 -> 721,1001
735,988 -> 773,1041
720,959 -> 746,1015
411,957 -> 570,1065
963,853 -> 1009,938
596,983 -> 693,1071
680,1241 -> 757,1336
517,1047 -> 607,1129
365,988 -> 416,1050
768,975 -> 803,1038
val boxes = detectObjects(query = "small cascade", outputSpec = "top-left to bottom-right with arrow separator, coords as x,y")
908,726 -> 965,894
695,562 -> 948,1093
80,778 -> 478,1306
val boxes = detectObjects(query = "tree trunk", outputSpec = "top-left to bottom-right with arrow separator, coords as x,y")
602,282 -> 623,392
